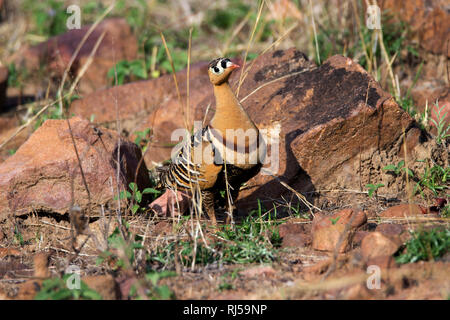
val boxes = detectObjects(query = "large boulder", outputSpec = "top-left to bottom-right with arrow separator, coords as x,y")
10,18 -> 138,94
70,60 -> 232,164
378,0 -> 450,57
0,117 -> 151,220
70,48 -> 431,210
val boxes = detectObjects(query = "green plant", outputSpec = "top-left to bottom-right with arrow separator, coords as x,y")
154,42 -> 187,74
96,222 -> 143,270
134,128 -> 152,153
7,64 -> 28,88
218,281 -> 235,292
13,225 -> 25,246
395,228 -> 450,264
149,208 -> 280,269
140,271 -> 176,300
414,163 -> 449,197
430,100 -> 450,145
115,182 -> 160,214
33,103 -> 64,130
383,160 -> 414,178
330,217 -> 340,225
35,275 -> 102,300
441,205 -> 450,218
108,60 -> 148,85
366,183 -> 384,198
207,0 -> 250,30
24,0 -> 68,38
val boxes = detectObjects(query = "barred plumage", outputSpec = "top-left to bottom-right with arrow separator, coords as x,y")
157,58 -> 263,224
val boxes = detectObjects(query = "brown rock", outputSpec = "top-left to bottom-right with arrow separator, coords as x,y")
376,223 -> 405,237
379,204 -> 424,218
366,255 -> 398,270
312,209 -> 367,231
0,65 -> 7,109
353,230 -> 370,246
278,221 -> 310,238
312,209 -> 367,252
70,61 -> 223,165
378,0 -> 450,57
82,275 -> 119,300
149,189 -> 191,218
0,117 -> 151,220
361,232 -> 402,260
240,265 -> 276,278
281,233 -> 311,248
71,48 -> 420,210
312,223 -> 353,253
344,283 -> 374,300
11,18 -> 137,94
410,81 -> 447,114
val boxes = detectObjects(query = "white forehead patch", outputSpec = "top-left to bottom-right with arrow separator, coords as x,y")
211,62 -> 224,75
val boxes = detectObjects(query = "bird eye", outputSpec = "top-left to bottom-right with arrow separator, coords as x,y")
211,64 -> 224,75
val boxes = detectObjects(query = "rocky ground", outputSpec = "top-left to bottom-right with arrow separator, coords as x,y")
0,0 -> 448,300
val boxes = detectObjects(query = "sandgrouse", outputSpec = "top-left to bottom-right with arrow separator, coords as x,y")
159,58 -> 263,224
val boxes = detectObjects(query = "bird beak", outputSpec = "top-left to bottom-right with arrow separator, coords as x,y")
229,63 -> 240,70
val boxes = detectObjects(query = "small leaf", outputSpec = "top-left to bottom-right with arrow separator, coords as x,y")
132,204 -> 140,214
129,182 -> 138,192
142,188 -> 160,194
330,217 -> 340,225
383,164 -> 397,171
135,191 -> 142,203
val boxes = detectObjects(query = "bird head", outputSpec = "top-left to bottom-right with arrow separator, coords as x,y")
208,57 -> 240,85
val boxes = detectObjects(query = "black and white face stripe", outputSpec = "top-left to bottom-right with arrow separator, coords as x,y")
209,58 -> 232,75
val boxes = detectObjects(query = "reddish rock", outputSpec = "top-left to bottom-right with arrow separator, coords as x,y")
70,61 -> 228,165
312,209 -> 367,231
240,265 -> 275,278
282,233 -> 311,248
312,209 -> 367,252
353,230 -> 370,246
0,65 -> 7,109
278,221 -> 310,238
361,232 -> 402,260
0,117 -> 151,220
82,275 -> 120,300
149,189 -> 191,218
11,18 -> 137,94
312,224 -> 353,253
375,223 -> 405,237
378,0 -> 450,57
410,80 -> 447,114
379,204 -> 424,218
71,48 -> 421,210
366,255 -> 398,270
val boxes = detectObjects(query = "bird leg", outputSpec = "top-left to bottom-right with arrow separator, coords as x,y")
225,187 -> 239,224
201,190 -> 217,225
